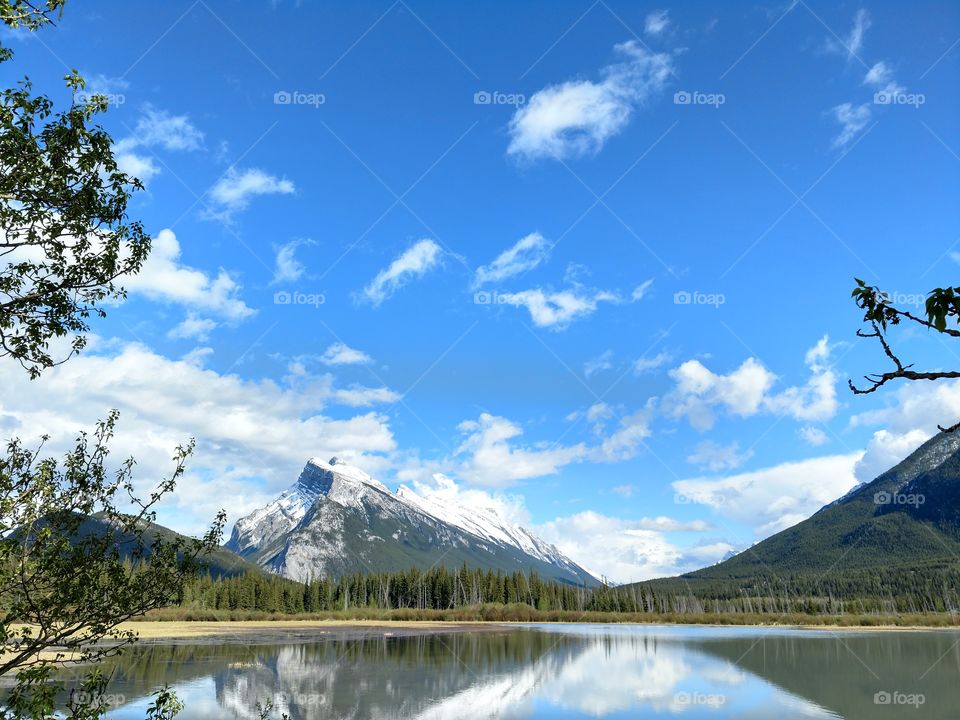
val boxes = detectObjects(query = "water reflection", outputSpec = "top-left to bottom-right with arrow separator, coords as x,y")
58,625 -> 960,719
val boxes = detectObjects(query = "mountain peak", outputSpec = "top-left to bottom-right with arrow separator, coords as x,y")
229,457 -> 599,585
302,456 -> 390,498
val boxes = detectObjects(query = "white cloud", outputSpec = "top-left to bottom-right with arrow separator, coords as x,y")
167,314 -> 217,342
831,102 -> 871,148
112,106 -> 204,184
825,13 -> 909,150
474,232 -> 550,286
497,288 -> 619,329
612,484 -> 634,498
333,386 -> 401,407
673,453 -> 862,538
590,402 -> 655,462
682,540 -> 737,564
182,346 -> 214,366
80,72 -> 129,97
455,413 -> 586,487
111,108 -> 203,184
0,340 -> 398,534
862,60 -> 907,104
666,357 -> 776,431
799,425 -> 829,446
849,378 -> 960,483
114,151 -> 160,183
272,238 -> 313,284
665,336 -> 838,430
402,403 -> 656,490
584,350 -> 614,377
537,511 -> 721,583
586,402 -> 614,426
508,41 -> 673,160
320,342 -> 372,366
634,351 -> 671,374
635,516 -> 714,532
863,61 -> 900,92
826,9 -> 870,58
128,106 -> 204,152
206,167 -> 295,219
687,440 -> 753,472
847,9 -> 870,56
282,361 -> 397,408
631,278 -> 654,301
644,9 -> 670,36
123,228 -> 254,321
854,428 -> 931,483
362,239 -> 442,306
763,335 -> 839,422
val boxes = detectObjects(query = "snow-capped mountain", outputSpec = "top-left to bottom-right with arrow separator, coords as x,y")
227,457 -> 598,586
228,457 -> 388,556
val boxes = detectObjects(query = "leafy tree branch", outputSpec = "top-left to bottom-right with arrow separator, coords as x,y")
850,279 -> 960,432
1,0 -> 150,378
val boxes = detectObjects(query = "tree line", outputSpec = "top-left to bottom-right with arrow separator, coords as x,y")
174,560 -> 960,617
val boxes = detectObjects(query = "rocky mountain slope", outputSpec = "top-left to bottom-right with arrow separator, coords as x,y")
227,457 -> 598,586
647,431 -> 960,592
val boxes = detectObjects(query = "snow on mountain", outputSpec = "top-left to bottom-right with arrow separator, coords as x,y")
824,430 -> 960,511
396,475 -> 582,572
227,456 -> 597,585
227,456 -> 388,553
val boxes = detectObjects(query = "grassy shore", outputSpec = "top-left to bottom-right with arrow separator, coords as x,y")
130,605 -> 960,629
119,619 -> 478,640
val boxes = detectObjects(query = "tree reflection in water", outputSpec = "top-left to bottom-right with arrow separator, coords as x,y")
48,626 -> 960,719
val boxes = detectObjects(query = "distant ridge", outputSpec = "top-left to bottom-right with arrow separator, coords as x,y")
78,513 -> 263,579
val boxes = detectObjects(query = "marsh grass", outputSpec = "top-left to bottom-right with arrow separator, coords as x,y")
133,603 -> 960,627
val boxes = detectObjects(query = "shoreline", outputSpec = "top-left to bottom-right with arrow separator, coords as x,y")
117,618 -> 958,641
121,619 -> 496,640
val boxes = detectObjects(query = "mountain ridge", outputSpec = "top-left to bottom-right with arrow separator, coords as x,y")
638,430 -> 960,595
227,457 -> 599,586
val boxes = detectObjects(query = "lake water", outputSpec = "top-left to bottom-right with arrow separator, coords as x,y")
62,624 -> 960,719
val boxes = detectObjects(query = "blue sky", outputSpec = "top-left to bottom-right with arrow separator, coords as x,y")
2,0 -> 959,581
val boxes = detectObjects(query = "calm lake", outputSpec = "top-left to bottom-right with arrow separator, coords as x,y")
62,624 -> 960,719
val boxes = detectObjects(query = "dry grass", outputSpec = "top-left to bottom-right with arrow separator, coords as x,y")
118,619 -> 468,639
129,604 -> 960,630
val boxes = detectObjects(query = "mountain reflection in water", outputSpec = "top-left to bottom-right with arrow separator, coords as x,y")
56,624 -> 960,719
